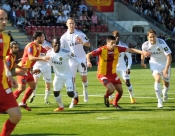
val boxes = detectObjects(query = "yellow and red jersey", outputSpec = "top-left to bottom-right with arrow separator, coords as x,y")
91,45 -> 127,76
18,42 -> 46,69
5,52 -> 16,71
0,32 -> 11,90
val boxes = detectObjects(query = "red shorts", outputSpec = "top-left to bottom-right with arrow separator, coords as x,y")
17,71 -> 34,84
98,74 -> 122,86
0,88 -> 18,112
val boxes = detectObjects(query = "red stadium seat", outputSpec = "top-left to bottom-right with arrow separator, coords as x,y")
37,26 -> 44,32
25,26 -> 32,35
101,25 -> 108,32
96,25 -> 102,32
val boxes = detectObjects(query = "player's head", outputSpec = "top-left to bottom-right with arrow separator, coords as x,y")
0,9 -> 7,32
66,18 -> 75,32
106,36 -> 116,50
51,38 -> 60,53
33,31 -> 45,44
112,30 -> 120,44
147,29 -> 157,45
10,41 -> 19,54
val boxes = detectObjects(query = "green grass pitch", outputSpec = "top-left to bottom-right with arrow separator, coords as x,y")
0,63 -> 175,136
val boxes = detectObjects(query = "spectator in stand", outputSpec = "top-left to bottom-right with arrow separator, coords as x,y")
84,11 -> 91,23
2,1 -> 11,18
26,8 -> 33,19
63,7 -> 70,17
38,0 -> 44,5
33,14 -> 40,26
40,6 -> 47,16
52,6 -> 59,19
46,1 -> 53,9
77,7 -> 82,18
46,6 -> 52,16
56,13 -> 67,26
39,14 -> 47,26
11,0 -> 20,9
44,13 -> 52,26
20,0 -> 28,5
79,13 -> 88,26
22,2 -> 30,18
50,12 -> 56,26
32,8 -> 40,18
16,7 -> 25,18
17,13 -> 26,27
87,6 -> 93,18
9,6 -> 17,27
91,12 -> 98,26
79,0 -> 87,12
64,1 -> 71,11
82,7 -> 87,15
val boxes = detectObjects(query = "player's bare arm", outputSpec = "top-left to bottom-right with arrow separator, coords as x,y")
163,54 -> 172,78
76,36 -> 90,47
86,52 -> 93,68
126,48 -> 151,58
28,54 -> 50,61
141,54 -> 147,68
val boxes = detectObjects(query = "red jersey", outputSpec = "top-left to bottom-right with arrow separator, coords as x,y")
92,45 -> 126,76
0,32 -> 11,90
5,52 -> 16,71
18,42 -> 46,69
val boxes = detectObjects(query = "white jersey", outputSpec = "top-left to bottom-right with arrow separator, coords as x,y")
60,29 -> 89,65
142,38 -> 171,71
33,40 -> 52,69
116,41 -> 132,71
46,47 -> 81,76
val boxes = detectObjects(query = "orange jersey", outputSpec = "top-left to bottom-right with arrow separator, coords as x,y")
6,52 -> 16,71
18,42 -> 45,69
0,32 -> 11,90
91,45 -> 127,76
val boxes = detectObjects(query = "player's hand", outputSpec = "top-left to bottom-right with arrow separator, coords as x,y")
43,56 -> 50,61
141,63 -> 146,68
142,51 -> 151,58
8,76 -> 18,88
81,63 -> 86,71
163,69 -> 169,79
32,69 -> 41,75
87,62 -> 92,68
76,36 -> 83,44
126,69 -> 130,74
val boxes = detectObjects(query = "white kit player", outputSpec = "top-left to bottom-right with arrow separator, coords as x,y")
33,38 -> 86,111
109,31 -> 136,104
141,29 -> 172,108
60,17 -> 90,103
29,38 -> 52,104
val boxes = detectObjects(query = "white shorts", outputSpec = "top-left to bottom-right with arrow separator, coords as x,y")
116,69 -> 130,80
70,62 -> 87,78
152,67 -> 171,82
33,68 -> 52,83
53,74 -> 74,92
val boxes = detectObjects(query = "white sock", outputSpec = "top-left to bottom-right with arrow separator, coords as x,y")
73,92 -> 78,98
162,85 -> 169,96
109,95 -> 113,100
55,95 -> 64,108
127,84 -> 134,98
32,85 -> 37,97
82,81 -> 88,92
44,90 -> 51,100
154,82 -> 162,100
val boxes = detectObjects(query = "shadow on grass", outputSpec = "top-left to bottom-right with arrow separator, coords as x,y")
12,134 -> 79,136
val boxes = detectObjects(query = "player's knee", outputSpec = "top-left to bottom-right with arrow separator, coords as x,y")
54,91 -> 60,97
67,91 -> 74,98
9,109 -> 22,123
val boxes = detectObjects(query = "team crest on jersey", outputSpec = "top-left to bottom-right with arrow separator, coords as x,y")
85,37 -> 88,40
59,57 -> 63,61
157,47 -> 160,51
71,53 -> 75,57
164,47 -> 169,51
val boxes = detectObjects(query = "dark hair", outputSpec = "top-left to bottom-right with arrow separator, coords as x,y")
10,41 -> 18,48
106,36 -> 116,41
32,31 -> 43,40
